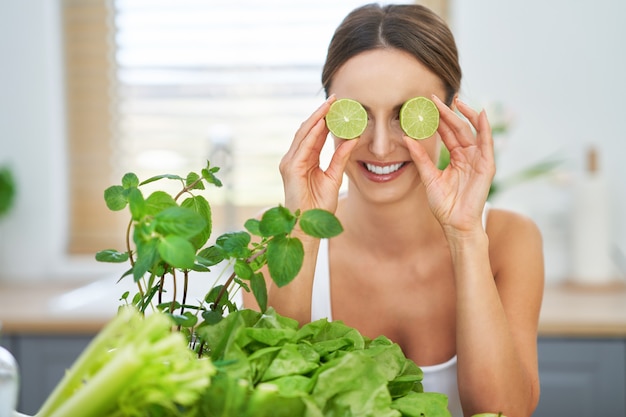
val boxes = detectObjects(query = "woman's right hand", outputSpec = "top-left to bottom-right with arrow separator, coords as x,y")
279,95 -> 357,214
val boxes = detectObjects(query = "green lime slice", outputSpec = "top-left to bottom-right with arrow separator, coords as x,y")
325,98 -> 368,139
400,96 -> 440,140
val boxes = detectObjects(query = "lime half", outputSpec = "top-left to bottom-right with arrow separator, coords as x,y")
400,96 -> 440,140
325,98 -> 368,139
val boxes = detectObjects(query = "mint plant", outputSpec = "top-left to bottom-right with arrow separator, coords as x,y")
95,161 -> 343,356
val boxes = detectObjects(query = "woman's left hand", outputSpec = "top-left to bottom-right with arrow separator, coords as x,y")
404,95 -> 495,234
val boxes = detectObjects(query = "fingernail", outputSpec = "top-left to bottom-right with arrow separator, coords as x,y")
322,94 -> 335,107
455,97 -> 468,107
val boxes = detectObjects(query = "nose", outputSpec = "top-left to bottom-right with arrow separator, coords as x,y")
366,122 -> 399,159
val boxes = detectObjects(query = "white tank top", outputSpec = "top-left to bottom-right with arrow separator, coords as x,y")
310,204 -> 490,417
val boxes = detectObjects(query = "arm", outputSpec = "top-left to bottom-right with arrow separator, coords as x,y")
244,96 -> 356,325
405,96 -> 543,416
451,212 -> 543,417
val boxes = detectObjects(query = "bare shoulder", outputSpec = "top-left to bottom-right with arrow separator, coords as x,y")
486,207 -> 542,246
485,207 -> 544,281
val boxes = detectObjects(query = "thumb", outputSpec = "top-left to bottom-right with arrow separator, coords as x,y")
403,136 -> 439,187
325,138 -> 357,184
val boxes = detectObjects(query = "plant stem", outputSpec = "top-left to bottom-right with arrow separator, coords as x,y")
125,219 -> 134,266
174,177 -> 202,201
170,268 -> 177,314
182,271 -> 189,315
212,246 -> 268,309
158,274 -> 165,305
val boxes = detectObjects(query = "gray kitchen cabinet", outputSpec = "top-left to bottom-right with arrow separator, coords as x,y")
3,334 -> 94,415
534,337 -> 626,417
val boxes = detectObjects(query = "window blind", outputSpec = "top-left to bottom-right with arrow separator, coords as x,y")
111,0 -> 396,236
65,0 -> 446,253
64,0 -> 128,254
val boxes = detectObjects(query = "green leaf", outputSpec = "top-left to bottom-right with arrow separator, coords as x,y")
248,249 -> 267,272
186,171 -> 205,190
144,191 -> 177,217
261,343 -> 319,381
127,187 -> 146,221
299,209 -> 343,238
259,206 -> 296,237
244,218 -> 262,236
139,173 -> 184,186
181,195 -> 212,249
202,309 -> 224,325
266,235 -> 304,287
121,172 -> 139,189
201,166 -> 223,187
391,391 -> 451,417
250,273 -> 268,312
312,351 -> 392,415
204,285 -> 224,304
234,259 -> 254,279
215,231 -> 252,259
133,238 -> 160,282
244,381 -> 306,417
265,375 -> 312,398
158,235 -> 196,269
154,206 -> 206,238
167,311 -> 198,327
103,185 -> 127,211
95,249 -> 129,263
197,245 -> 225,267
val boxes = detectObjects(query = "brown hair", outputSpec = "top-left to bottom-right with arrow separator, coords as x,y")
321,3 -> 461,105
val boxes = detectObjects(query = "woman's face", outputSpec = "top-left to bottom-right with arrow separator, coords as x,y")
328,48 -> 449,204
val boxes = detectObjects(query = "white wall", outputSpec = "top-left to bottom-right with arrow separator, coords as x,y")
0,0 -> 116,281
0,0 -> 624,283
451,0 -> 626,282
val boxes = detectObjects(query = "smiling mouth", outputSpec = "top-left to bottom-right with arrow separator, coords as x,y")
363,162 -> 406,175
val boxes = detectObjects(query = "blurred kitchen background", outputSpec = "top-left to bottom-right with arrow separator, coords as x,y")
0,0 -> 625,286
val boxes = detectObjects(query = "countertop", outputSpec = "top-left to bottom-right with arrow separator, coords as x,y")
1,280 -> 626,337
537,281 -> 626,337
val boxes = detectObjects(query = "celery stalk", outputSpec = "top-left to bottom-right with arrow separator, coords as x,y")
46,349 -> 142,417
36,308 -> 140,417
35,308 -> 213,417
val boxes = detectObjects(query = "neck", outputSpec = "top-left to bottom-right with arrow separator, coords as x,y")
337,189 -> 444,253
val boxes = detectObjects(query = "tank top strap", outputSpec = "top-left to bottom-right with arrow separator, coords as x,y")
311,238 -> 332,322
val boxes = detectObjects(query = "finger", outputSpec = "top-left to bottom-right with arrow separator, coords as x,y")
284,95 -> 336,159
455,100 -> 495,163
325,138 -> 358,184
432,94 -> 474,149
281,117 -> 331,179
402,136 -> 439,187
476,109 -> 495,163
454,98 -> 481,133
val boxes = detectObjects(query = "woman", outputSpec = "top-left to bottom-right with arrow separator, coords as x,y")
244,4 -> 544,416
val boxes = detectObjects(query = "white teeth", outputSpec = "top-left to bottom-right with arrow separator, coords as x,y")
365,162 -> 404,175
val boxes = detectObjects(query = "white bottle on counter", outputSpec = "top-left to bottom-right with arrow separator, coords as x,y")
0,343 -> 19,417
570,147 -> 614,285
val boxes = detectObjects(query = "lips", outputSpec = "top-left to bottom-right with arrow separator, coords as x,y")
360,161 -> 408,182
364,162 -> 405,175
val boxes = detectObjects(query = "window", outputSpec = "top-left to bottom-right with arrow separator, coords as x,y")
64,0 -> 446,254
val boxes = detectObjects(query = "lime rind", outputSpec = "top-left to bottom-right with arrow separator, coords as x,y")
325,98 -> 368,140
400,96 -> 440,140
